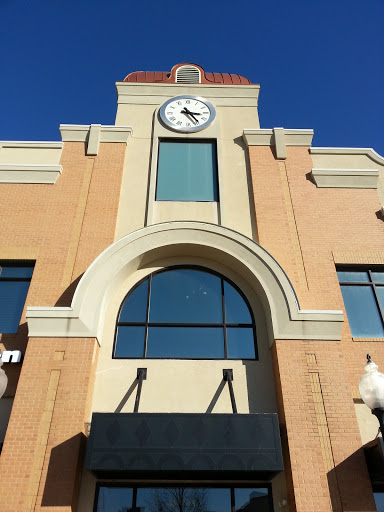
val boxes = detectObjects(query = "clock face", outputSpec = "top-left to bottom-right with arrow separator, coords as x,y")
159,95 -> 216,133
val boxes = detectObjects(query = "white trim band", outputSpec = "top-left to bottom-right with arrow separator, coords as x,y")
311,168 -> 379,189
310,147 -> 384,167
0,164 -> 62,184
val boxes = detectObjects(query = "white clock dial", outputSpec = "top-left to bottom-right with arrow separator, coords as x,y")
159,95 -> 216,133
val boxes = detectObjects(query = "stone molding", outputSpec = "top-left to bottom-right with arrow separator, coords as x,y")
310,147 -> 384,168
27,222 -> 343,343
116,82 -> 260,107
60,124 -> 133,155
0,141 -> 63,149
243,129 -> 314,159
311,168 -> 379,189
0,164 -> 62,184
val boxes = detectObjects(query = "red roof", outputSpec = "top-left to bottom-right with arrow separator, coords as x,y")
123,63 -> 252,85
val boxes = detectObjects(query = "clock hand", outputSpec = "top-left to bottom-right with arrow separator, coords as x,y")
181,107 -> 199,124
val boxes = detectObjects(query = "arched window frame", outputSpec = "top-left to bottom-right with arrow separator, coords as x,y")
113,266 -> 258,360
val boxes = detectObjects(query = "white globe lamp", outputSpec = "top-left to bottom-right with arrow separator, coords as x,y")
359,354 -> 384,433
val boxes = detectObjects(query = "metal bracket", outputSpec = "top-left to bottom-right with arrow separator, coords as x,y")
134,368 -> 147,413
137,368 -> 147,380
223,369 -> 237,414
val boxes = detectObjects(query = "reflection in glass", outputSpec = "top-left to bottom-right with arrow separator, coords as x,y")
224,281 -> 252,323
340,285 -> 384,337
150,269 -> 222,323
115,267 -> 257,360
136,487 -> 231,512
147,327 -> 224,359
337,270 -> 369,283
0,281 -> 31,333
96,486 -> 133,512
372,272 -> 384,283
374,492 -> 384,512
234,488 -> 270,512
115,326 -> 145,357
95,487 -> 272,512
227,328 -> 255,359
0,266 -> 34,278
120,280 -> 148,322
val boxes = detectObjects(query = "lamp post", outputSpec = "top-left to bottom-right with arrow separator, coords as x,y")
0,350 -> 8,399
359,354 -> 384,435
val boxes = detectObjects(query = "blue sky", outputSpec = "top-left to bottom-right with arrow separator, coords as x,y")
1,0 -> 383,155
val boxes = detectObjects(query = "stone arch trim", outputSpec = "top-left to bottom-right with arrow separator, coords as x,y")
26,222 -> 343,342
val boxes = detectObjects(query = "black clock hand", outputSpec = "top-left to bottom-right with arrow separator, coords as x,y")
181,107 -> 199,124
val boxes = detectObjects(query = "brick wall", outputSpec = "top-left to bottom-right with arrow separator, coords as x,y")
249,145 -> 383,511
0,141 -> 125,510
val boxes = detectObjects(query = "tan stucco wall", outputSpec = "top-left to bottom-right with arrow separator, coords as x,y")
114,83 -> 260,241
90,256 -> 277,417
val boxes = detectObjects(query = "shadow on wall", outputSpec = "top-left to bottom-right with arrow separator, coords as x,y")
55,274 -> 83,307
233,136 -> 258,242
42,432 -> 87,508
1,322 -> 29,396
326,445 -> 377,511
242,360 -> 277,414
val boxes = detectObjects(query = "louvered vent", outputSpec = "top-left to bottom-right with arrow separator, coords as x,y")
176,66 -> 201,84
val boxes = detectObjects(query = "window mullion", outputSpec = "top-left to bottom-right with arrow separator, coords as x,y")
221,278 -> 228,359
369,270 -> 384,329
143,275 -> 152,358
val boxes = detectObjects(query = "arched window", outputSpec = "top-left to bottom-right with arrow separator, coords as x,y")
113,267 -> 257,360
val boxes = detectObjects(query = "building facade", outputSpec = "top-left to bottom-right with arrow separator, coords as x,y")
0,62 -> 383,511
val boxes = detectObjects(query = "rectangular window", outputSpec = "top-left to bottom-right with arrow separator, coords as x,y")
94,485 -> 273,512
156,140 -> 218,201
0,262 -> 34,333
337,267 -> 384,337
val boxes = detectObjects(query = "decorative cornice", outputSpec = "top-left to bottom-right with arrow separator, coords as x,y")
0,164 -> 62,184
116,82 -> 260,107
243,128 -> 314,151
0,141 -> 63,149
311,168 -> 379,189
60,124 -> 133,155
310,147 -> 384,167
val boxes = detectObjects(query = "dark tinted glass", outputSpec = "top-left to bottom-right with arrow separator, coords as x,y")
96,487 -> 133,512
0,281 -> 30,333
227,327 -> 255,359
337,270 -> 369,282
375,287 -> 384,317
114,326 -> 145,357
119,280 -> 148,323
149,269 -> 222,323
340,285 -> 384,337
0,266 -> 34,278
224,281 -> 252,323
234,488 -> 270,512
372,272 -> 384,283
374,492 -> 384,511
146,326 -> 224,358
136,487 -> 231,512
